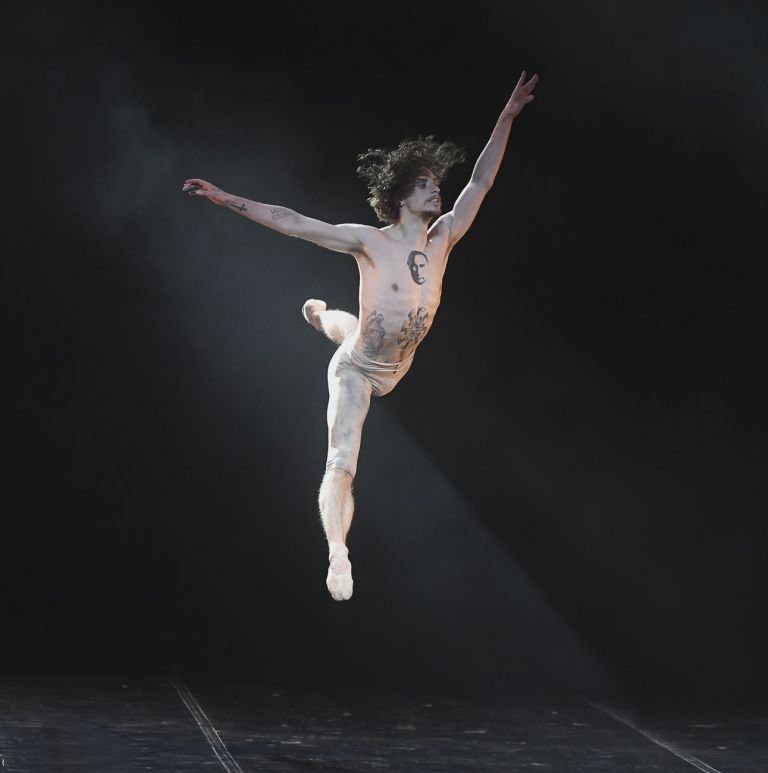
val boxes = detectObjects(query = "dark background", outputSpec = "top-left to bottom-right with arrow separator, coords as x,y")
4,0 -> 767,701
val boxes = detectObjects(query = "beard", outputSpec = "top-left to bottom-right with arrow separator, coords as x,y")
421,201 -> 440,223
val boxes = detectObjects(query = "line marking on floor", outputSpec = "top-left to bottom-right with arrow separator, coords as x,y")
169,677 -> 244,773
586,699 -> 723,773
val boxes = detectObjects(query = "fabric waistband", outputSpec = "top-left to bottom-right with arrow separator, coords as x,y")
348,345 -> 414,373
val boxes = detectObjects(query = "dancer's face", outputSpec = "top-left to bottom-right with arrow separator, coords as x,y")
402,170 -> 441,219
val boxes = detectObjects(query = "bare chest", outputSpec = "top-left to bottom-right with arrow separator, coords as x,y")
362,230 -> 449,306
354,234 -> 451,361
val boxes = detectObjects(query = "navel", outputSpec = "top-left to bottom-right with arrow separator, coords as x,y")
391,282 -> 399,292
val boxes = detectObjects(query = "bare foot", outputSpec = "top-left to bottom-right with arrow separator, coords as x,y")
326,554 -> 354,601
302,299 -> 326,333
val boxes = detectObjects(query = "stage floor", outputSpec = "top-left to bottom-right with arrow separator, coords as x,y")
0,677 -> 764,771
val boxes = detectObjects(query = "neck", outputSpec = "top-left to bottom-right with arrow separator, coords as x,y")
393,210 -> 430,245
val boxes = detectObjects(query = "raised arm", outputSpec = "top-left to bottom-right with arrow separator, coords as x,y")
182,179 -> 375,256
444,71 -> 539,246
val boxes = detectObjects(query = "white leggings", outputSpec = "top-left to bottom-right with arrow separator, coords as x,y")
325,340 -> 414,478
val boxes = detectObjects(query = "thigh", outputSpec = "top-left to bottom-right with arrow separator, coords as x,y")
326,349 -> 373,478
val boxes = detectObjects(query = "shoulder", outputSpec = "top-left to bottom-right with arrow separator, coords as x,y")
337,223 -> 385,242
333,222 -> 388,261
428,214 -> 453,243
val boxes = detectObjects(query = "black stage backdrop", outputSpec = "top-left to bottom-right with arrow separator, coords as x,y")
4,0 -> 767,700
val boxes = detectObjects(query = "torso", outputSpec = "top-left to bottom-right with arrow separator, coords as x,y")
349,219 -> 453,364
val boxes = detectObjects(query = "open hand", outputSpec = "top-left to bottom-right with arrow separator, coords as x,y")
182,178 -> 228,206
502,71 -> 539,120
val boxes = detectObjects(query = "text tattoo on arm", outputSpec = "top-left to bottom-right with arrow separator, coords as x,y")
270,207 -> 298,222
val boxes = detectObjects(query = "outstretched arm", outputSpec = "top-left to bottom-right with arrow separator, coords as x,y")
182,179 -> 374,256
444,71 -> 539,246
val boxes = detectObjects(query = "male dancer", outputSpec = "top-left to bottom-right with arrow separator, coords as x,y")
183,71 -> 538,601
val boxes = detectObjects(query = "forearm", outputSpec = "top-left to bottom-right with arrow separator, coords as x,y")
470,111 -> 515,188
221,192 -> 304,236
212,191 -> 365,254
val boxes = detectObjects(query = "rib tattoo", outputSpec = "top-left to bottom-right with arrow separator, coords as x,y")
397,307 -> 430,349
362,310 -> 386,358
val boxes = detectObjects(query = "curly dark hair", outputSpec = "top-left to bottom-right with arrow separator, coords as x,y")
356,135 -> 467,224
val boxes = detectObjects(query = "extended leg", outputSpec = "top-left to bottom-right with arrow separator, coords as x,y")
321,352 -> 372,601
303,299 -> 358,345
319,469 -> 355,601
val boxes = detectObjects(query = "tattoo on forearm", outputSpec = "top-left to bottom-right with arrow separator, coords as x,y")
230,202 -> 247,213
397,306 -> 430,349
362,310 -> 386,357
270,207 -> 297,222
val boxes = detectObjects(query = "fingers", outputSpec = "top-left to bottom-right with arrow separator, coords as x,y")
183,178 -> 210,193
525,73 -> 539,93
182,182 -> 208,197
513,70 -> 539,99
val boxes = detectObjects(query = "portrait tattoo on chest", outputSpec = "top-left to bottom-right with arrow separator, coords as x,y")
362,310 -> 386,357
397,306 -> 430,349
407,251 -> 428,285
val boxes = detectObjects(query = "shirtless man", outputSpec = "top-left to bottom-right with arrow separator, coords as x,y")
183,70 -> 538,601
